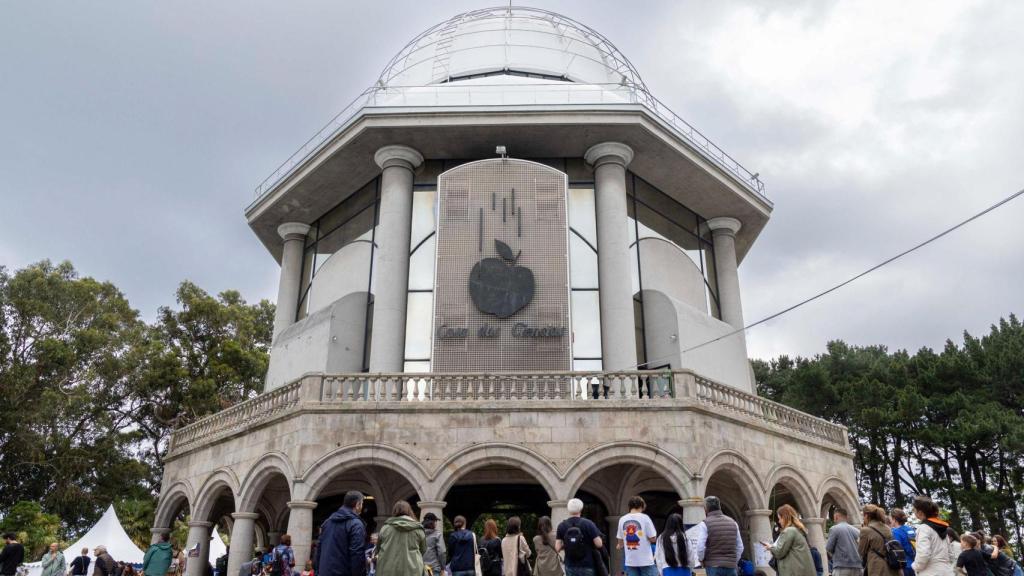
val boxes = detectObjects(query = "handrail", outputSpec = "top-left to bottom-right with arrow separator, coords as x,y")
166,370 -> 847,456
251,82 -> 767,203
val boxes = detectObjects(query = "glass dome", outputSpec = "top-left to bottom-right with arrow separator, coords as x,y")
378,6 -> 650,93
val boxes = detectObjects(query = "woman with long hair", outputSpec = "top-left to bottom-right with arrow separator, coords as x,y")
532,516 -> 562,576
858,505 -> 900,576
763,505 -> 816,576
655,513 -> 690,576
500,516 -> 532,576
481,519 -> 504,576
375,501 -> 426,576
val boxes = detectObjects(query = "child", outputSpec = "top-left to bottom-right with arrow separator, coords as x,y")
956,534 -> 988,576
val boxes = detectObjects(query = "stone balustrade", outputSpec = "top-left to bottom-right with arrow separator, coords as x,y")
167,370 -> 848,456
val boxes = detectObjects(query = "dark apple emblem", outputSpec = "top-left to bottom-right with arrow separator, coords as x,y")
469,239 -> 535,318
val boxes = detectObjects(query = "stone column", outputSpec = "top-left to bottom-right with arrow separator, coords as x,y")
373,516 -> 390,535
679,498 -> 706,527
803,517 -> 828,554
417,501 -> 446,524
548,500 -> 570,528
746,509 -> 775,573
185,521 -> 213,576
267,531 -> 282,546
584,142 -> 637,372
227,513 -> 259,576
286,501 -> 317,570
706,217 -> 744,330
150,527 -> 171,545
369,145 -> 424,372
272,222 -> 312,340
606,515 -> 622,573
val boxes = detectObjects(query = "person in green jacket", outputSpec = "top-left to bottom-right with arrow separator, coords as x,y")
40,543 -> 66,576
143,533 -> 175,576
374,501 -> 426,576
763,505 -> 817,576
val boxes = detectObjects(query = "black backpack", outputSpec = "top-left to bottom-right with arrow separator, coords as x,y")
563,519 -> 588,563
215,555 -> 229,576
870,527 -> 907,570
477,544 -> 493,573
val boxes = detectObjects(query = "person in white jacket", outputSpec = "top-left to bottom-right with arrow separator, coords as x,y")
910,496 -> 956,576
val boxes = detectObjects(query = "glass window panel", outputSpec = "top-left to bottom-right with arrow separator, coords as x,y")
415,160 -> 444,185
629,243 -> 641,295
404,292 -> 434,360
568,188 -> 597,246
569,234 -> 598,289
404,361 -> 431,373
408,236 -> 436,290
410,190 -> 437,249
317,179 -> 377,243
565,158 -> 593,183
573,359 -> 603,371
297,247 -> 315,320
571,290 -> 602,359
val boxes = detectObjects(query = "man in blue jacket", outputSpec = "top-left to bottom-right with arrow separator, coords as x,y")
315,491 -> 367,576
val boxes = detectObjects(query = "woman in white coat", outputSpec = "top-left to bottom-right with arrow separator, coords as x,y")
910,495 -> 956,576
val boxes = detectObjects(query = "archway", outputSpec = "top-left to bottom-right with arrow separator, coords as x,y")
188,471 -> 239,576
701,453 -> 765,562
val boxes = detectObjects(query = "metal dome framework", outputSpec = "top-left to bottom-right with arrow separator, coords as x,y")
376,6 -> 653,102
251,6 -> 767,203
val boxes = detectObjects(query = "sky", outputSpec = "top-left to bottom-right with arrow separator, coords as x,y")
1,0 -> 1022,361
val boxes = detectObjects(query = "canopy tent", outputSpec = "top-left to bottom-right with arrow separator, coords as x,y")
22,505 -> 146,576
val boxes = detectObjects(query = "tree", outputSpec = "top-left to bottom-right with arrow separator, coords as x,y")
0,501 -> 62,559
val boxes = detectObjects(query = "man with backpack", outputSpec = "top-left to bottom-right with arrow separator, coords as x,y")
556,498 -> 605,576
858,505 -> 903,576
270,537 -> 295,576
215,548 -> 230,576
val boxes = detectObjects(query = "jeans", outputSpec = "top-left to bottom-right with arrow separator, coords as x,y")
566,568 -> 596,576
705,567 -> 738,576
625,566 -> 660,576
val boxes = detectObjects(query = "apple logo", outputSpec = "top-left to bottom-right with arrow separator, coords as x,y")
469,239 -> 535,318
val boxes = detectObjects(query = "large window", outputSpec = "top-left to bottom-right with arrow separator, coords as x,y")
403,183 -> 438,373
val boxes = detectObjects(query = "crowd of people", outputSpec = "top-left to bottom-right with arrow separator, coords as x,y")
2,494 -> 1020,576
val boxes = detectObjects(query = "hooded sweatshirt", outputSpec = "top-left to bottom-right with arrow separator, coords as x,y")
144,543 -> 174,576
912,518 -> 954,576
375,516 -> 426,576
447,529 -> 477,572
316,507 -> 367,576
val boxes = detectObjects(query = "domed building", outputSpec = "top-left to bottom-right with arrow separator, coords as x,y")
154,7 -> 858,575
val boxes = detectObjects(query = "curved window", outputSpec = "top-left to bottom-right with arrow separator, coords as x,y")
403,188 -> 438,370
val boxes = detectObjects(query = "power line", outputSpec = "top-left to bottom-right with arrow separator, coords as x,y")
626,185 -> 1024,368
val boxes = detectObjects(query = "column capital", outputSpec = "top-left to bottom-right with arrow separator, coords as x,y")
287,500 -> 318,510
605,515 -> 622,522
745,509 -> 774,518
188,520 -> 215,529
803,517 -> 826,525
678,497 -> 704,508
417,500 -> 447,509
151,527 -> 172,535
584,142 -> 634,168
277,222 -> 311,241
705,216 -> 742,236
375,145 -> 424,171
232,512 -> 260,520
546,500 -> 569,509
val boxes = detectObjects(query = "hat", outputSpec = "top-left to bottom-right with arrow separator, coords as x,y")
423,512 -> 438,521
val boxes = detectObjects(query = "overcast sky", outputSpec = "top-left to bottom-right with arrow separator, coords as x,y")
2,0 -> 1021,360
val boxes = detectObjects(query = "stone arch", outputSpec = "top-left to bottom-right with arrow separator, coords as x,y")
817,476 -> 860,519
699,449 -> 766,509
238,452 -> 297,512
766,465 -> 818,517
432,442 -> 562,501
302,443 -> 430,501
154,480 -> 194,529
564,441 -> 692,498
192,468 -> 241,522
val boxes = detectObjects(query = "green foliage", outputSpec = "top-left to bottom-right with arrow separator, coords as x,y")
0,501 -> 62,559
0,261 -> 273,544
755,314 -> 1024,547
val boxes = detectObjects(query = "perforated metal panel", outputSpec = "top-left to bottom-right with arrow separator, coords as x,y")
433,159 -> 571,372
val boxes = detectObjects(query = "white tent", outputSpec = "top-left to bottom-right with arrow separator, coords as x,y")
209,526 -> 227,561
22,504 -> 146,576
